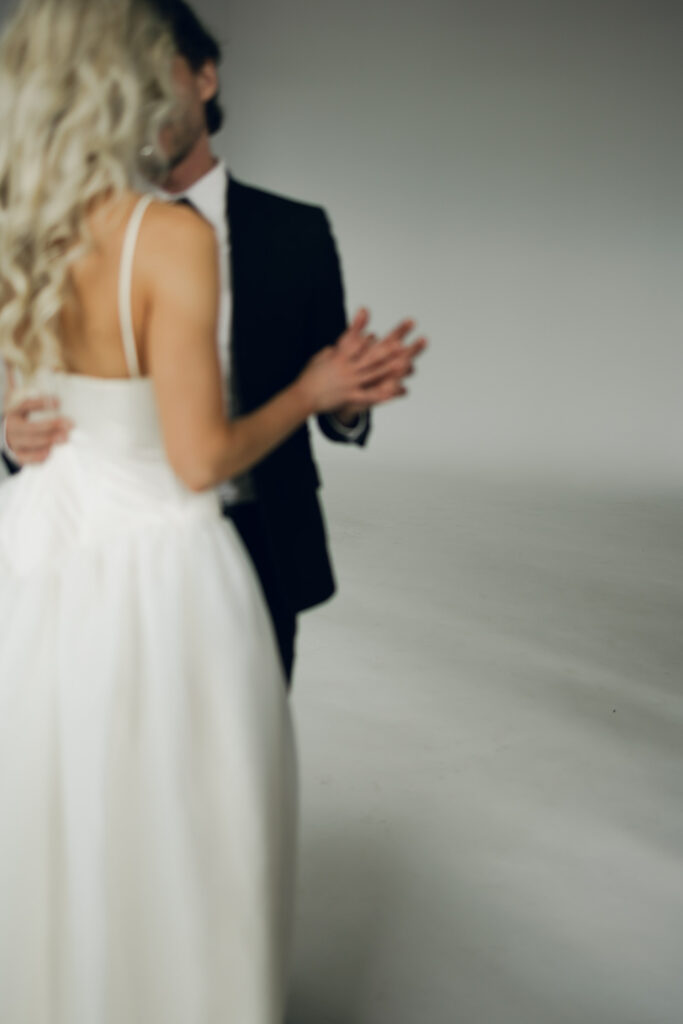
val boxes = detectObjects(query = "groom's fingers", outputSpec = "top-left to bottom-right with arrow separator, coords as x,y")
5,412 -> 72,463
13,396 -> 60,417
335,308 -> 367,348
359,333 -> 427,375
337,321 -> 376,361
348,307 -> 370,336
354,339 -> 427,394
341,315 -> 427,392
347,379 -> 405,406
381,336 -> 428,368
342,313 -> 416,359
389,337 -> 429,377
12,418 -> 69,445
383,318 -> 416,343
343,332 -> 376,360
408,337 -> 428,357
355,335 -> 407,374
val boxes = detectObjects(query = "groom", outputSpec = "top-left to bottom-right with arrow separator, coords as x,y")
1,0 -> 424,686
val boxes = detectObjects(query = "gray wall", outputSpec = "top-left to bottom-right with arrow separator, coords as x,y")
203,0 -> 683,486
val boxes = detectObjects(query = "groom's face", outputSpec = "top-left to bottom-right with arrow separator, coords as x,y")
159,56 -> 218,170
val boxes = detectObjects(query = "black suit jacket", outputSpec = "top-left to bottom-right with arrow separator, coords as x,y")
227,173 -> 371,612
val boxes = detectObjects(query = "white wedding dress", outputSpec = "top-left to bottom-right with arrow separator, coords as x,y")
0,196 -> 298,1024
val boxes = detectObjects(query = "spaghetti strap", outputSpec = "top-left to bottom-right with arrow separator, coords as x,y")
118,194 -> 154,379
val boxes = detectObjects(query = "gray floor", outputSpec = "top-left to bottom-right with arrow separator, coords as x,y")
287,462 -> 683,1024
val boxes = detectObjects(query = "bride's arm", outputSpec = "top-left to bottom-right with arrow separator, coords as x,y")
141,206 -> 393,493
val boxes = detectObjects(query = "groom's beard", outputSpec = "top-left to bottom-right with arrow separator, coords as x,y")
139,108 -> 203,187
160,104 -> 205,172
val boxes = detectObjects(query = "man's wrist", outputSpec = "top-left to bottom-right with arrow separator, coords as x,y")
330,405 -> 362,427
325,408 -> 369,441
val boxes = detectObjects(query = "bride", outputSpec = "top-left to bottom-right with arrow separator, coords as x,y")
0,1 -> 414,1021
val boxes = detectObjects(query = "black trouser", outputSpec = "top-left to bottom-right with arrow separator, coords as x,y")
223,500 -> 297,687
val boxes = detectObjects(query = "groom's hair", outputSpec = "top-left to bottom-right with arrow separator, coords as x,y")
153,0 -> 225,135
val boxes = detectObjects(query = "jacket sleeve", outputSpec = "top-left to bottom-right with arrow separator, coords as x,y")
308,208 -> 371,448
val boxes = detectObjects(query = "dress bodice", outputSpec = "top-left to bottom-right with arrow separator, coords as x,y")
0,368 -> 219,576
40,370 -> 163,456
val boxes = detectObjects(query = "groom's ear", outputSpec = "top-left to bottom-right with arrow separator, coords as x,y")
196,60 -> 219,104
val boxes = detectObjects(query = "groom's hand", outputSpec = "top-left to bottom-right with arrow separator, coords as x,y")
331,309 -> 428,419
4,396 -> 72,465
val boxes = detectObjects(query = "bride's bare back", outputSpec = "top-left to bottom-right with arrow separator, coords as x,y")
60,191 -> 213,381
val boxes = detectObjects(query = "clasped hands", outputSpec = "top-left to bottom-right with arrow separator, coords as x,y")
324,308 -> 428,425
2,310 -> 427,466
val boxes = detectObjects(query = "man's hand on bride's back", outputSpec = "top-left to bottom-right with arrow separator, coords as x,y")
4,396 -> 72,465
298,308 -> 428,415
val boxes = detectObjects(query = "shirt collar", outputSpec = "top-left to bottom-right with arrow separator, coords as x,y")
156,159 -> 228,230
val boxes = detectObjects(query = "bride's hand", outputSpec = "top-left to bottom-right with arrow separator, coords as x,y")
297,308 -> 423,414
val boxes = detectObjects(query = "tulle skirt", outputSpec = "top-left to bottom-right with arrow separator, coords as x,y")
0,448 -> 298,1024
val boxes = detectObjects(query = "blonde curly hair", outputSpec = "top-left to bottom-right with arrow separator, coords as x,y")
0,0 -> 176,380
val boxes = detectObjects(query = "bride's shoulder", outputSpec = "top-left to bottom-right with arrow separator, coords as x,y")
142,199 -> 214,248
138,200 -> 216,285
